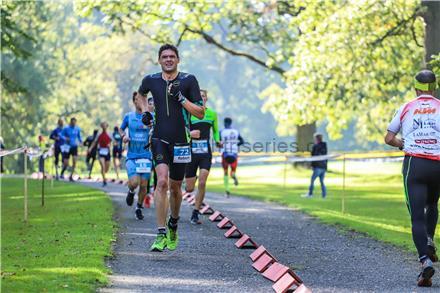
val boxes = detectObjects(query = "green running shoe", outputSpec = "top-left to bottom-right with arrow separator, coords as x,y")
150,234 -> 167,252
166,228 -> 179,251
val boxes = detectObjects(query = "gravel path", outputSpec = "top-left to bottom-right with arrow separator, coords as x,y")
82,181 -> 439,292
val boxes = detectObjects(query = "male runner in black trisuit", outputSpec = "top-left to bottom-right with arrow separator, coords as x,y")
137,44 -> 204,251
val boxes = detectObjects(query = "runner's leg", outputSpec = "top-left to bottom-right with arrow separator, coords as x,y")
230,158 -> 238,185
404,157 -> 429,260
185,177 -> 197,193
99,157 -> 106,184
169,178 -> 183,221
426,173 -> 440,262
222,156 -> 229,194
114,156 -> 120,179
61,154 -> 68,176
127,169 -> 140,208
195,169 -> 209,210
128,175 -> 140,191
54,147 -> 60,178
71,155 -> 77,179
138,177 -> 148,207
89,154 -> 96,178
154,163 -> 169,228
134,177 -> 148,220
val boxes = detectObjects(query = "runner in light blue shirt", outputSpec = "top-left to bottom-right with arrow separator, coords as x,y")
60,117 -> 82,181
119,92 -> 153,220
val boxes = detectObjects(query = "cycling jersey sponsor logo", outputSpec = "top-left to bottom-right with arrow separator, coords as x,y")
413,131 -> 438,137
415,139 -> 438,144
413,118 -> 436,129
414,108 -> 436,115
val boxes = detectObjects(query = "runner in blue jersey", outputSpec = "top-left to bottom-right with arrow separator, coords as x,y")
60,117 -> 82,181
49,118 -> 64,179
119,92 -> 153,220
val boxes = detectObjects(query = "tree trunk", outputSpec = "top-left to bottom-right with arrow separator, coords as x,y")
422,0 -> 440,66
296,123 -> 316,152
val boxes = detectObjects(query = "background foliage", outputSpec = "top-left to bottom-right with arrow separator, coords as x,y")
2,1 -> 438,165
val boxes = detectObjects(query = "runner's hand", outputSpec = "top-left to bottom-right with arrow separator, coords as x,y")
122,135 -> 130,143
398,138 -> 404,150
168,81 -> 186,104
190,130 -> 200,139
216,142 -> 223,148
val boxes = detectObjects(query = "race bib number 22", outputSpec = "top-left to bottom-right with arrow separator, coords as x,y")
173,145 -> 191,163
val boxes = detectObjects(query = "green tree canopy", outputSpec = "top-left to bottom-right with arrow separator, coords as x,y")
79,0 -> 435,143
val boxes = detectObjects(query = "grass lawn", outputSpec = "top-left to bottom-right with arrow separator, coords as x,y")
207,160 -> 439,252
1,178 -> 114,292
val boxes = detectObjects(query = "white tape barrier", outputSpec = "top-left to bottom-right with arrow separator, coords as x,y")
0,146 -> 52,159
214,153 -> 404,165
0,147 -> 26,157
287,154 -> 341,163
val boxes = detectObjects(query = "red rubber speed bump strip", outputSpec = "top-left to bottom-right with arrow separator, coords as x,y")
182,192 -> 310,292
209,211 -> 224,222
252,252 -> 275,272
235,234 -> 257,249
294,284 -> 312,293
217,217 -> 233,229
272,272 -> 305,293
262,262 -> 290,282
200,204 -> 214,215
224,226 -> 242,238
250,245 -> 277,262
182,192 -> 191,200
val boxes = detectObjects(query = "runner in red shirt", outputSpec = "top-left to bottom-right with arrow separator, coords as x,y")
89,122 -> 112,186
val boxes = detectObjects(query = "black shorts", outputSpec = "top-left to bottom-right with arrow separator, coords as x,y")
99,154 -> 111,162
185,153 -> 212,178
112,146 -> 122,159
62,146 -> 78,159
151,138 -> 187,181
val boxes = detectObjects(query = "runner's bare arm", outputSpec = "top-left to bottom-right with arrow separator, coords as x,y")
182,100 -> 204,119
88,139 -> 97,154
384,131 -> 403,148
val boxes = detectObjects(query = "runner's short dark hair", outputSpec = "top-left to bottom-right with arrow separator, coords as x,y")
224,117 -> 232,125
158,44 -> 179,59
